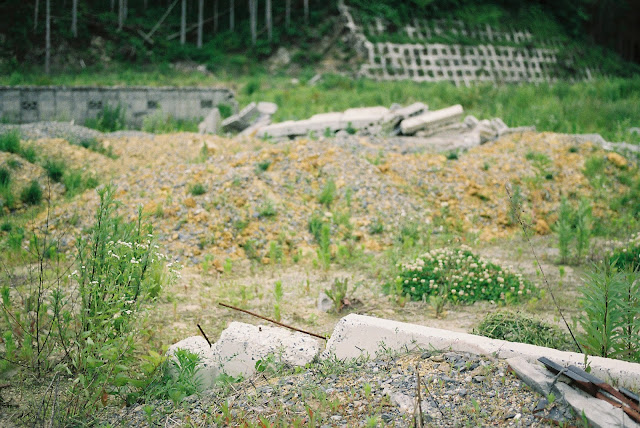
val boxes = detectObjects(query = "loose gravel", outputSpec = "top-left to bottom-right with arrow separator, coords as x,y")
99,350 -> 577,427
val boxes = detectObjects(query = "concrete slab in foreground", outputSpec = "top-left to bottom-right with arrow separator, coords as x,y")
323,314 -> 640,391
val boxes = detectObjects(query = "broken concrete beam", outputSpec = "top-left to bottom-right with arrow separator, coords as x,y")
400,104 -> 464,135
477,120 -> 497,143
221,102 -> 260,133
239,116 -> 272,137
168,322 -> 322,389
499,126 -> 536,136
323,314 -> 640,391
381,102 -> 428,132
198,108 -> 221,134
342,106 -> 389,129
490,117 -> 509,135
259,112 -> 344,138
463,115 -> 479,129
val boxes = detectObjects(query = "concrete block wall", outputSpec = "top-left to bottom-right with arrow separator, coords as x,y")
339,0 -> 592,85
0,86 -> 237,126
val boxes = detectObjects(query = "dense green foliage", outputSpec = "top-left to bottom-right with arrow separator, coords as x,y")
474,311 -> 574,351
395,246 -> 536,304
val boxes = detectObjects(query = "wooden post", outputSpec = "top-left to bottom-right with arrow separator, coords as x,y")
180,0 -> 186,45
229,0 -> 234,32
34,0 -> 39,31
304,0 -> 309,25
118,0 -> 123,31
213,0 -> 218,33
249,0 -> 257,46
197,0 -> 204,47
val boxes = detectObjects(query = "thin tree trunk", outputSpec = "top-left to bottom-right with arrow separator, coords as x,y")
304,0 -> 309,25
197,0 -> 203,47
118,0 -> 123,31
285,0 -> 290,28
213,0 -> 218,33
144,0 -> 147,10
45,0 -> 50,74
124,0 -> 128,20
249,0 -> 257,46
265,0 -> 271,41
229,0 -> 234,32
34,0 -> 39,31
180,0 -> 186,44
71,0 -> 78,37
111,0 -> 115,12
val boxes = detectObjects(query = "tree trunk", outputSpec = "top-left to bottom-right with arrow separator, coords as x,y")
144,0 -> 148,10
34,0 -> 39,31
180,0 -> 186,44
229,0 -> 234,32
304,0 -> 309,25
197,0 -> 203,48
71,0 -> 78,37
265,0 -> 272,41
118,0 -> 123,31
285,0 -> 290,28
213,0 -> 218,33
124,0 -> 128,20
249,0 -> 257,46
45,0 -> 50,74
111,0 -> 115,12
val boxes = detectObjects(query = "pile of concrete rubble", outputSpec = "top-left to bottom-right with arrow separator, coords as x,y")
200,101 -> 535,146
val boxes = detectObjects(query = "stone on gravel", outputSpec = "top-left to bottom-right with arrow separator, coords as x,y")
198,108 -> 221,134
317,291 -> 333,312
400,104 -> 464,135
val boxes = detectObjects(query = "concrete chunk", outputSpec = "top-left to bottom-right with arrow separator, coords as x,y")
400,104 -> 464,135
342,106 -> 389,129
381,102 -> 428,132
221,102 -> 260,132
198,108 -> 221,134
257,101 -> 278,116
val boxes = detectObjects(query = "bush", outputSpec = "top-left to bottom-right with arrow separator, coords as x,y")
610,232 -> 640,271
474,311 -> 574,351
258,199 -> 277,218
43,158 -> 65,182
85,104 -> 126,132
394,245 -> 536,305
0,130 -> 21,153
20,180 -> 42,205
20,146 -> 37,163
63,170 -> 98,197
0,167 -> 10,187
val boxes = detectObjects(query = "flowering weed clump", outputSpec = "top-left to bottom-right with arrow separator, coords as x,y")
610,232 -> 640,270
395,245 -> 536,305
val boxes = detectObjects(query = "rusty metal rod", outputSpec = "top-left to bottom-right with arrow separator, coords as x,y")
219,302 -> 327,340
197,324 -> 212,347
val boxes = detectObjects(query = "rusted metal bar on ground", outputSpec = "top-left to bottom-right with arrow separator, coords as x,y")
218,302 -> 327,340
539,357 -> 640,424
197,324 -> 212,347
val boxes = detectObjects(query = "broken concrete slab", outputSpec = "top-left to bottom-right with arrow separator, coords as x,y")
500,126 -> 536,136
342,106 -> 389,129
381,102 -> 428,132
323,314 -> 640,391
239,116 -> 272,137
221,102 -> 261,133
198,108 -> 221,134
257,101 -> 278,116
400,104 -> 464,135
168,322 -> 322,389
490,117 -> 509,135
463,115 -> 479,129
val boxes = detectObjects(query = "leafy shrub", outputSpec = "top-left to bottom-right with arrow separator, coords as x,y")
446,151 -> 459,160
395,245 -> 536,304
1,221 -> 11,232
20,180 -> 42,205
217,104 -> 233,119
0,167 -> 10,187
0,130 -> 21,153
474,311 -> 574,351
256,159 -> 271,172
610,232 -> 640,270
258,199 -> 277,218
345,122 -> 357,135
578,262 -> 639,361
308,212 -> 324,242
318,179 -> 336,207
190,183 -> 206,196
325,278 -> 350,313
20,146 -> 37,163
63,170 -> 98,197
85,104 -> 126,132
368,219 -> 384,235
43,158 -> 65,182
6,158 -> 21,169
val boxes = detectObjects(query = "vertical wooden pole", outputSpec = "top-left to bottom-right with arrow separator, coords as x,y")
180,0 -> 186,44
197,0 -> 204,47
45,0 -> 50,74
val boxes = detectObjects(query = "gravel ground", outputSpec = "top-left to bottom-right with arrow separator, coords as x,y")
99,350 -> 577,427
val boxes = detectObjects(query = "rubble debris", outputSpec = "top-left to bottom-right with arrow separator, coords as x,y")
400,104 -> 464,135
222,101 -> 279,134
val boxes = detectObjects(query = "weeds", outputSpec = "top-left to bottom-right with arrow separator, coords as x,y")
0,167 -> 10,187
273,280 -> 283,322
324,278 -> 349,313
318,179 -> 337,208
85,104 -> 126,132
258,199 -> 277,218
43,158 -> 65,182
20,180 -> 42,205
190,183 -> 207,196
0,130 -> 21,153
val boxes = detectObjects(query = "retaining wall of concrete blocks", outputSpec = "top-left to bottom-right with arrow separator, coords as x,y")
0,86 -> 237,126
339,1 -> 592,85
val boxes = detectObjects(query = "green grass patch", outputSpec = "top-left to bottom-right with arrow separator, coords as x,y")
43,158 -> 65,183
474,311 -> 574,351
0,130 -> 21,153
20,180 -> 42,205
189,183 -> 207,196
142,112 -> 199,134
0,167 -> 10,187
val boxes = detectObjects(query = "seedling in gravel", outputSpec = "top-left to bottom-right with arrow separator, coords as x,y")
273,280 -> 283,322
190,183 -> 206,196
256,159 -> 271,172
258,199 -> 277,218
43,158 -> 66,182
325,277 -> 349,313
318,179 -> 337,208
20,180 -> 42,205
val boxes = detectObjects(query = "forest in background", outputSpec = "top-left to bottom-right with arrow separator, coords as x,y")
1,0 -> 639,76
